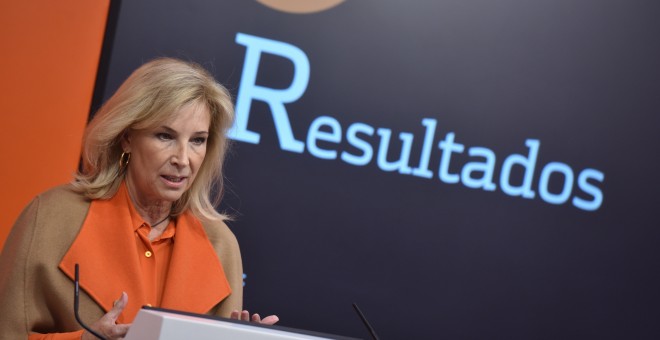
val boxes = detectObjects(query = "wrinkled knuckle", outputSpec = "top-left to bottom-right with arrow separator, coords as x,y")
107,327 -> 121,337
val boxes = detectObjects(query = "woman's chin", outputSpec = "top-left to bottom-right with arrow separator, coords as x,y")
160,190 -> 186,203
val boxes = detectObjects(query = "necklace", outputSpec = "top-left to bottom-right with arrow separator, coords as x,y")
151,215 -> 170,228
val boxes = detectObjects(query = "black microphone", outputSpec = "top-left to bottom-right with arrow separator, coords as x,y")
74,263 -> 107,340
352,303 -> 380,340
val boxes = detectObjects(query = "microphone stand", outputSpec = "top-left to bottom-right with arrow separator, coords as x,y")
75,264 -> 107,340
352,303 -> 380,340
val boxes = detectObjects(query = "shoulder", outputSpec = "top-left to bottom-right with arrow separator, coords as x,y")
26,184 -> 91,226
5,184 -> 91,266
37,183 -> 89,203
200,219 -> 239,248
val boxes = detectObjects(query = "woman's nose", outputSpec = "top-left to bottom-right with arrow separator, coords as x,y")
171,143 -> 189,166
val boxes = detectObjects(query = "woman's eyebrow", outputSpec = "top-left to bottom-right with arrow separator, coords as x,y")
159,125 -> 208,135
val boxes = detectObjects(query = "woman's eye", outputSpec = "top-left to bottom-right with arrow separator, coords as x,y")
191,137 -> 207,145
156,133 -> 173,141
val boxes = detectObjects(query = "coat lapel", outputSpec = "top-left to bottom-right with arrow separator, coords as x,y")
160,210 -> 232,314
59,183 -> 232,323
59,187 -> 146,323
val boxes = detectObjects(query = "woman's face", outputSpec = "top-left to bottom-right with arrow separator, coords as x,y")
122,101 -> 211,208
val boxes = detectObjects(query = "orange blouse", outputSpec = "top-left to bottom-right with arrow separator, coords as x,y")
128,190 -> 176,309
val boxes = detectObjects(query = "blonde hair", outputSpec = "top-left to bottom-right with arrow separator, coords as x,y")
73,57 -> 234,221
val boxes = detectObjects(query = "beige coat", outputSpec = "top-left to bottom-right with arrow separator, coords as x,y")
0,185 -> 243,338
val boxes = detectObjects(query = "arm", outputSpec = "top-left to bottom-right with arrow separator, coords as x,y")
208,221 -> 244,317
0,197 -> 41,337
0,197 -> 92,339
207,221 -> 278,325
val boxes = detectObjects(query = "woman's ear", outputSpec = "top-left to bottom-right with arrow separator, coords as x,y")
120,130 -> 131,152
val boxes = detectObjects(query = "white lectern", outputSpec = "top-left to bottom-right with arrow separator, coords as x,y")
124,307 -> 360,340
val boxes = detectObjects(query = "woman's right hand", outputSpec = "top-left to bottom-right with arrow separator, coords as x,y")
81,292 -> 132,340
231,309 -> 279,325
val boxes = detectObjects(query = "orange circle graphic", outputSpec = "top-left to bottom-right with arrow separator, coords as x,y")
256,0 -> 345,14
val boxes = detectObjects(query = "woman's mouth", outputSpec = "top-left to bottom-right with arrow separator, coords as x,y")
161,175 -> 187,186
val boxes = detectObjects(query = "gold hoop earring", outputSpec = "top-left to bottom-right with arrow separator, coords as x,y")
119,152 -> 131,170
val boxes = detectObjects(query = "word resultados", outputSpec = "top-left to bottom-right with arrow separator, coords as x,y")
229,32 -> 604,211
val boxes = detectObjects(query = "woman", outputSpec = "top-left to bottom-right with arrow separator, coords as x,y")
0,58 -> 277,339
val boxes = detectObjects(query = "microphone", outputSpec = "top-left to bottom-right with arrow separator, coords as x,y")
74,264 -> 107,340
352,303 -> 380,340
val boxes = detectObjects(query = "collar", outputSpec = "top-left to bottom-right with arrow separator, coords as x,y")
125,186 -> 176,241
124,184 -> 172,234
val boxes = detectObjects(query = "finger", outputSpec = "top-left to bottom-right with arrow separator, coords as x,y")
260,315 -> 280,325
108,323 -> 131,338
241,310 -> 250,321
251,313 -> 261,323
230,310 -> 240,320
106,292 -> 128,321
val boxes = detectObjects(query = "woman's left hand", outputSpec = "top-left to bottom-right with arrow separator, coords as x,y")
231,310 -> 279,325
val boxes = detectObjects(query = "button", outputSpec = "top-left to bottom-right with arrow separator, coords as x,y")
145,251 -> 152,258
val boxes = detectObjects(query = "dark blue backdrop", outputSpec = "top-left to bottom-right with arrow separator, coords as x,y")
97,1 -> 660,338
